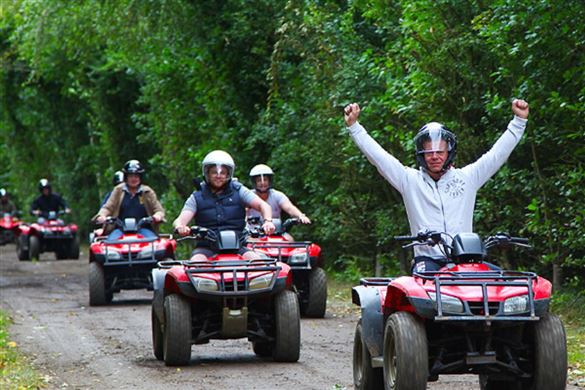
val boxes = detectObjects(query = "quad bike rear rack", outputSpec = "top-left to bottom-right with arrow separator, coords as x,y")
158,259 -> 282,296
414,270 -> 539,322
248,241 -> 313,269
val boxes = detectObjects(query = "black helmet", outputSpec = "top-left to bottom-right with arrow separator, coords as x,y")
112,170 -> 124,186
123,160 -> 145,176
38,178 -> 52,192
414,122 -> 457,171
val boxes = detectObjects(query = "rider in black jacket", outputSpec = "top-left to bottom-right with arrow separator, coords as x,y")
30,179 -> 71,218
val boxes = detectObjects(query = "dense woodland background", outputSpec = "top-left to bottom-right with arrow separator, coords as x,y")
1,0 -> 583,289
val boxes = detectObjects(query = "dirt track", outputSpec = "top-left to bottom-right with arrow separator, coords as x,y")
0,244 -> 578,390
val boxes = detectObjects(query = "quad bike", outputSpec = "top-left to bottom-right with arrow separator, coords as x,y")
16,210 -> 79,261
352,231 -> 567,390
247,217 -> 326,318
151,226 -> 301,366
0,211 -> 21,245
88,217 -> 176,306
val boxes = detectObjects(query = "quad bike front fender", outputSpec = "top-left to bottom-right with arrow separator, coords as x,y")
352,285 -> 384,358
152,268 -> 168,292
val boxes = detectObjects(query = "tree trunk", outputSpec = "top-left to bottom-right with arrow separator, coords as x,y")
552,260 -> 563,293
374,253 -> 382,277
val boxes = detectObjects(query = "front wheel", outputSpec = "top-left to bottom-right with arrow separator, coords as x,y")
29,235 -> 40,260
303,267 -> 327,318
89,262 -> 107,306
531,314 -> 567,390
163,294 -> 192,366
273,290 -> 300,362
383,312 -> 428,390
353,319 -> 384,390
17,235 -> 30,261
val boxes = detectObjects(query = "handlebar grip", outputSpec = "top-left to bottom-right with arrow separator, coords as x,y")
511,237 -> 529,244
394,235 -> 418,241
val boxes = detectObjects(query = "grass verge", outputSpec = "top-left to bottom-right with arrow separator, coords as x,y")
0,309 -> 46,389
552,289 -> 585,388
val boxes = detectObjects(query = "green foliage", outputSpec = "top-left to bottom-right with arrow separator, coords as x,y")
0,0 -> 583,287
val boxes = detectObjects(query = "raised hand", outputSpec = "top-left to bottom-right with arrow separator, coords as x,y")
344,103 -> 361,127
512,99 -> 529,119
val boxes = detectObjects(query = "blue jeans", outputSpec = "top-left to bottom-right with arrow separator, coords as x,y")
107,228 -> 157,241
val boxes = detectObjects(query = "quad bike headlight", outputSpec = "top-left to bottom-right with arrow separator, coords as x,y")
503,295 -> 529,314
289,253 -> 308,265
138,246 -> 154,259
192,277 -> 218,292
427,292 -> 464,314
106,250 -> 122,260
249,274 -> 273,290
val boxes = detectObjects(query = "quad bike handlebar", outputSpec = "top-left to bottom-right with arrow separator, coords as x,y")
173,226 -> 217,243
484,232 -> 530,249
394,230 -> 531,252
32,209 -> 67,218
246,217 -> 300,235
102,216 -> 154,230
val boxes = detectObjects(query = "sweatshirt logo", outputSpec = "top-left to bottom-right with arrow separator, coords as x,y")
444,178 -> 465,198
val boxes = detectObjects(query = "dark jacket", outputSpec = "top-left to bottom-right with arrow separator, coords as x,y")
31,193 -> 68,215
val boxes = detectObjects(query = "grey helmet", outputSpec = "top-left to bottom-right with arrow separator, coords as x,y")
414,122 -> 457,171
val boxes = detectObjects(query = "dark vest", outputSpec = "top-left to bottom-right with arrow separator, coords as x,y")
194,181 -> 246,232
118,190 -> 148,221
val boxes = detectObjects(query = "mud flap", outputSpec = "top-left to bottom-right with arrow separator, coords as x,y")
352,286 -> 384,358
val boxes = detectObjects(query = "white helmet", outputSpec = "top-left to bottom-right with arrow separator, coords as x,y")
201,150 -> 235,183
249,164 -> 273,177
249,164 -> 274,192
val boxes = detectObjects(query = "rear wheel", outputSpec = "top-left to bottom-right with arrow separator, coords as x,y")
17,235 -> 30,261
69,237 -> 80,259
273,289 -> 300,362
252,341 -> 272,357
55,246 -> 69,260
29,235 -> 40,260
479,376 -> 520,390
89,262 -> 107,306
383,312 -> 428,390
353,319 -> 384,390
163,294 -> 192,366
303,267 -> 327,318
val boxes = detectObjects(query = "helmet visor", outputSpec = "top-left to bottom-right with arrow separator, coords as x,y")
205,164 -> 232,180
416,124 -> 454,155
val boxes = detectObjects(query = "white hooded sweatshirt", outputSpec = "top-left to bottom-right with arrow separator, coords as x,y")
347,116 -> 527,258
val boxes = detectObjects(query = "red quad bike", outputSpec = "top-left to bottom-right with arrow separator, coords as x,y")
151,226 -> 300,366
247,217 -> 327,318
16,211 -> 80,261
0,211 -> 21,246
88,217 -> 176,306
352,231 -> 567,390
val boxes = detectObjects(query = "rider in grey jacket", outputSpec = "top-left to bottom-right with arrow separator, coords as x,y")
344,99 -> 530,272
